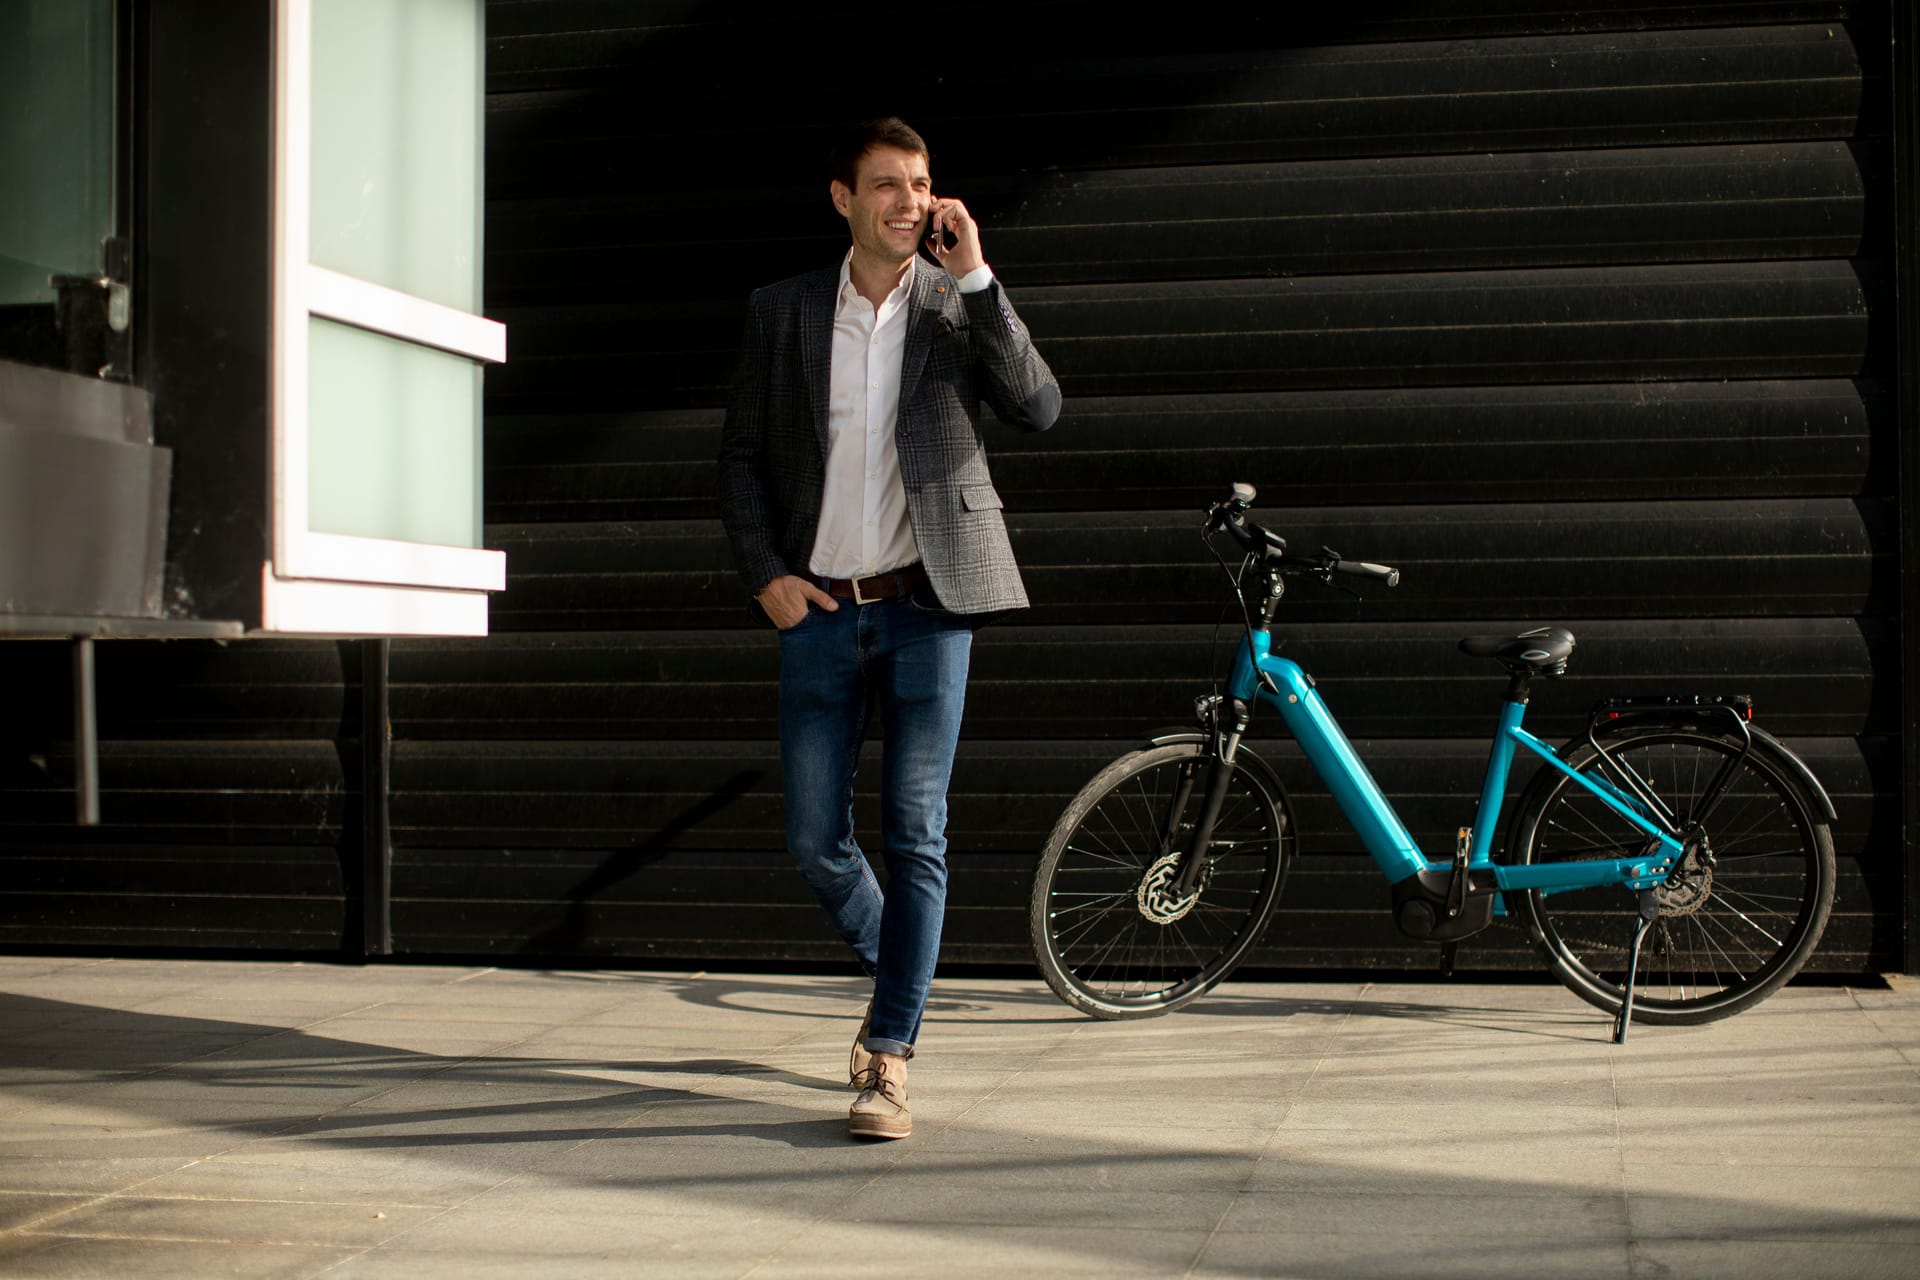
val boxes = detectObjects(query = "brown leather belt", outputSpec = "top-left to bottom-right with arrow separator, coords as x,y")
817,564 -> 929,604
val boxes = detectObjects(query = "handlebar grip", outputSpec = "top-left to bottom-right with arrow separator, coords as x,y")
1335,559 -> 1401,587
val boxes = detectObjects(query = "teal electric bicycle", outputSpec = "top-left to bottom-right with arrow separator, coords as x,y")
1028,484 -> 1836,1042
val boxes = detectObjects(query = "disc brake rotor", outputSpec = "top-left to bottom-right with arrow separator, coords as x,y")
1137,851 -> 1210,924
1654,840 -> 1715,917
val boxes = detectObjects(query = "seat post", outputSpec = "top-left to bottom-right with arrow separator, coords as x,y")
1503,667 -> 1534,705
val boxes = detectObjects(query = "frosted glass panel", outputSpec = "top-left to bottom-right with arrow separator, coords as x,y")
308,318 -> 480,548
309,0 -> 479,310
0,0 -> 115,305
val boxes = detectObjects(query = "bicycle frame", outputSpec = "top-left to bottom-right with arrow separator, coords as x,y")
1227,628 -> 1684,899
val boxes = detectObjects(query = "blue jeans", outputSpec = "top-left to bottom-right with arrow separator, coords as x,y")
777,589 -> 972,1057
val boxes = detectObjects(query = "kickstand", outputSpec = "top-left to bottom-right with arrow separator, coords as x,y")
1613,889 -> 1661,1045
1438,942 -> 1458,978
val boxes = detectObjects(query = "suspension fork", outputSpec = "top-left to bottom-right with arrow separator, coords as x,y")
1172,697 -> 1252,896
1164,573 -> 1278,896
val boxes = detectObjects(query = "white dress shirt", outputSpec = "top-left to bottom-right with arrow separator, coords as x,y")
809,253 -> 994,581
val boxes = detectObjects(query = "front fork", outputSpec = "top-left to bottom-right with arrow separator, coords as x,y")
1167,575 -> 1285,896
1168,695 -> 1251,897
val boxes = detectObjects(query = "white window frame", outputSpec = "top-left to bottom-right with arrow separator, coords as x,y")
270,0 -> 505,618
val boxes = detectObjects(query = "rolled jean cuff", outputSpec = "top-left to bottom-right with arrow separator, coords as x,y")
863,1037 -> 914,1059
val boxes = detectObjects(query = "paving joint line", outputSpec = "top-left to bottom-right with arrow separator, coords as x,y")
739,1004 -> 1097,1278
2,991 -> 636,1264
324,988 -> 854,1277
1183,991 -> 1358,1278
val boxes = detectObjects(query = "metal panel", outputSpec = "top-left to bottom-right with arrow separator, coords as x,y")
2,1 -> 1902,974
0,421 -> 170,618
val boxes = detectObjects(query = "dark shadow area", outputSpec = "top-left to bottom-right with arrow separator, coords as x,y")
521,769 -> 766,956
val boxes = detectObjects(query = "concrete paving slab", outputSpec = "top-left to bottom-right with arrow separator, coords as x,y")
1623,1164 -> 1920,1241
1243,1129 -> 1625,1194
180,1148 -> 518,1200
762,1222 -> 1215,1277
7,1099 -> 332,1129
30,1193 -> 442,1248
1195,1231 -> 1634,1279
378,1201 -> 802,1257
0,1234 -> 356,1279
0,1155 -> 193,1195
1273,1097 -> 1619,1135
0,1191 -> 92,1232
1629,1238 -> 1920,1279
2,957 -> 1917,1278
325,1246 -> 743,1279
1619,1128 -> 1920,1167
128,1158 -> 477,1208
1219,1188 -> 1632,1241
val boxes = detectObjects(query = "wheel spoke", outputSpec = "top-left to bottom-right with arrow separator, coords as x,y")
1033,745 -> 1292,1016
1514,730 -> 1831,1023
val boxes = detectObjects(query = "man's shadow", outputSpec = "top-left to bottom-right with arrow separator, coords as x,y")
1,989 -> 859,1151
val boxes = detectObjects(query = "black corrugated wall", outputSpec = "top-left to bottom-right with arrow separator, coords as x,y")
0,1 -> 1907,976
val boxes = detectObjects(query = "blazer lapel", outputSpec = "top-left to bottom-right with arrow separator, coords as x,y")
897,265 -> 948,421
801,271 -> 835,455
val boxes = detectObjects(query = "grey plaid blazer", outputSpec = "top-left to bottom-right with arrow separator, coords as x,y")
718,261 -> 1061,618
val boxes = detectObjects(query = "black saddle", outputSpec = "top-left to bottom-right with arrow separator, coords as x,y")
1457,626 -> 1577,674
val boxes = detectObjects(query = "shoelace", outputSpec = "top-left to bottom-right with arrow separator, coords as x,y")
851,1066 -> 904,1103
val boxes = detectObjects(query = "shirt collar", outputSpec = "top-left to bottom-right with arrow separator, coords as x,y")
836,249 -> 916,314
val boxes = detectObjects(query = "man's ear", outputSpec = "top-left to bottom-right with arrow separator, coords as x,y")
829,180 -> 851,218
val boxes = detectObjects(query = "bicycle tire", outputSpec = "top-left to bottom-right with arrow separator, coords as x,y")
1029,742 -> 1294,1019
1505,723 -> 1835,1025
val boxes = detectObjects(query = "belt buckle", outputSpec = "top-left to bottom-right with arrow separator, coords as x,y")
851,573 -> 878,605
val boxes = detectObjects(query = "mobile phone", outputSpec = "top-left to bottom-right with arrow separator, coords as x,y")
920,219 -> 957,264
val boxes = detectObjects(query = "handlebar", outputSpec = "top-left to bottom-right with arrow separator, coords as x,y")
1205,483 -> 1401,589
1329,556 -> 1401,588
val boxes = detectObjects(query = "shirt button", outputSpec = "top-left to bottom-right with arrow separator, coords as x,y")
870,381 -> 879,389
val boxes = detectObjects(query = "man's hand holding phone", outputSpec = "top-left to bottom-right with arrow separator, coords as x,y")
923,197 -> 986,278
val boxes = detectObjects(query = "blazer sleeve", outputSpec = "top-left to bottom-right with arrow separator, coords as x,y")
716,289 -> 790,593
960,277 -> 1062,434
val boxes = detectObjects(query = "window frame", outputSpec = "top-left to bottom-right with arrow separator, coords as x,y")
269,0 -> 504,604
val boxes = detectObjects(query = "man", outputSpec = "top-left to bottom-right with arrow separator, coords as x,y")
717,117 -> 1060,1140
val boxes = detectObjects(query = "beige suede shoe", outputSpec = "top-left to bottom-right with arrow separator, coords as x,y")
849,1002 -> 873,1086
848,1063 -> 911,1140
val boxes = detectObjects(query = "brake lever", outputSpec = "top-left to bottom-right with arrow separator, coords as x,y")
1314,546 -> 1363,599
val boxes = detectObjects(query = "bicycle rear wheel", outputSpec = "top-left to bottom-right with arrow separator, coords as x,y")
1506,725 -> 1834,1025
1029,742 -> 1293,1019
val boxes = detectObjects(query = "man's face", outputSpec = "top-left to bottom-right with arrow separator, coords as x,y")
832,145 -> 932,267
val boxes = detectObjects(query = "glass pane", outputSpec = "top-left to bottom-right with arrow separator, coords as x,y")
308,0 -> 480,311
0,0 -> 116,371
308,317 -> 480,548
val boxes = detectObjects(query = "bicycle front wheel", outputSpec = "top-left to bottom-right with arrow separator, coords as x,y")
1506,725 -> 1835,1025
1029,742 -> 1294,1019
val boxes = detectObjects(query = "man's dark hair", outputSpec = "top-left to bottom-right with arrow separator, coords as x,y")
828,117 -> 929,188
